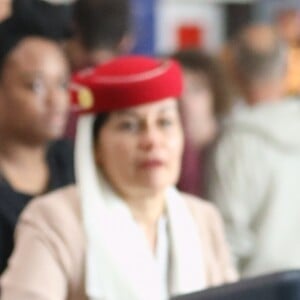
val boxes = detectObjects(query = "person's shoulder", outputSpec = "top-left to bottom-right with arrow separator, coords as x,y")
181,192 -> 221,220
213,114 -> 263,159
14,185 -> 85,281
181,192 -> 228,239
20,185 -> 81,229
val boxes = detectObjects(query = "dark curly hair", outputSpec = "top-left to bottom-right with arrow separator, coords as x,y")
73,0 -> 131,51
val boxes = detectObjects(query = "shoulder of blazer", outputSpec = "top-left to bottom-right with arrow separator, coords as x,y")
181,192 -> 222,223
17,185 -> 84,252
20,184 -> 82,227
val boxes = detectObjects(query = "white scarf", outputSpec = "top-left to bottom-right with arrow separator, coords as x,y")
75,115 -> 206,300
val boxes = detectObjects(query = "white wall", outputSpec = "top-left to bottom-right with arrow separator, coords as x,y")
155,0 -> 225,55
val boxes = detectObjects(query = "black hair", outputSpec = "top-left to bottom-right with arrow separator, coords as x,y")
92,113 -> 110,142
0,0 -> 72,75
12,0 -> 73,40
73,0 -> 131,51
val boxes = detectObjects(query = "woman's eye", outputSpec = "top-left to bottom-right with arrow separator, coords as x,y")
159,118 -> 173,127
118,120 -> 139,131
25,79 -> 45,95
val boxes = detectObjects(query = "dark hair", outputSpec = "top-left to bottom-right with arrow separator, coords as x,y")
73,0 -> 131,51
0,0 -> 72,75
92,113 -> 110,142
12,0 -> 73,40
172,48 -> 233,117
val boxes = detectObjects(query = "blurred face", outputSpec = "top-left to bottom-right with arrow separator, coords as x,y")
94,98 -> 184,199
0,0 -> 11,21
180,70 -> 217,147
0,37 -> 70,144
277,11 -> 300,45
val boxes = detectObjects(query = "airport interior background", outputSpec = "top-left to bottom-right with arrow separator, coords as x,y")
0,0 -> 300,56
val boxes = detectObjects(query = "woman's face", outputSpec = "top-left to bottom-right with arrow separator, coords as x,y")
94,98 -> 184,199
0,37 -> 70,144
181,70 -> 217,147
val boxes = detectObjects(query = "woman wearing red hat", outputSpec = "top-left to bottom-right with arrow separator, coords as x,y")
1,56 -> 237,300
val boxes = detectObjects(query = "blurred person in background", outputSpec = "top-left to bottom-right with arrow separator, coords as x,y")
11,0 -> 73,39
0,2 -> 74,274
218,40 -> 242,104
208,24 -> 300,277
1,55 -> 237,300
64,0 -> 133,72
275,9 -> 300,96
12,0 -> 134,138
171,49 -> 233,198
221,13 -> 300,100
63,0 -> 133,138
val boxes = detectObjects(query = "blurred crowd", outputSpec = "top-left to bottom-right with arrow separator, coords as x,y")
0,0 -> 300,299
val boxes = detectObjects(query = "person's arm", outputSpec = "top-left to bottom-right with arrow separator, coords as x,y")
0,201 -> 69,300
186,196 -> 239,285
207,132 -> 267,273
206,202 -> 239,283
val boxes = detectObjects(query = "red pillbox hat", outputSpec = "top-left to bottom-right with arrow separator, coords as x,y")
70,55 -> 183,114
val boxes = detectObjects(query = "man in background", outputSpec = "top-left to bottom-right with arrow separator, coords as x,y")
64,0 -> 133,71
64,0 -> 133,138
208,24 -> 300,277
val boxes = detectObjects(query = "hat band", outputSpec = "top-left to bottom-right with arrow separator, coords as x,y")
77,61 -> 172,84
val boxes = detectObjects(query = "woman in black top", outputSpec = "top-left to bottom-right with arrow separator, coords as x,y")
0,141 -> 74,274
0,4 -> 74,273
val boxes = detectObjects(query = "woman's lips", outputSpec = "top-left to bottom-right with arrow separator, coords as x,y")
139,159 -> 164,169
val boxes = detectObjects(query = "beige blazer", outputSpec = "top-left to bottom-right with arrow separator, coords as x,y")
1,185 -> 237,300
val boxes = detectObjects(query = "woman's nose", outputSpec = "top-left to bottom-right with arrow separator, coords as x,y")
138,126 -> 162,151
46,87 -> 69,111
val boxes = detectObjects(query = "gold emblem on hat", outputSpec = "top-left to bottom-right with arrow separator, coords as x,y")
78,88 -> 94,109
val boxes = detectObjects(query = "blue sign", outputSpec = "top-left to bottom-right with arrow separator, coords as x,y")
130,0 -> 156,55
